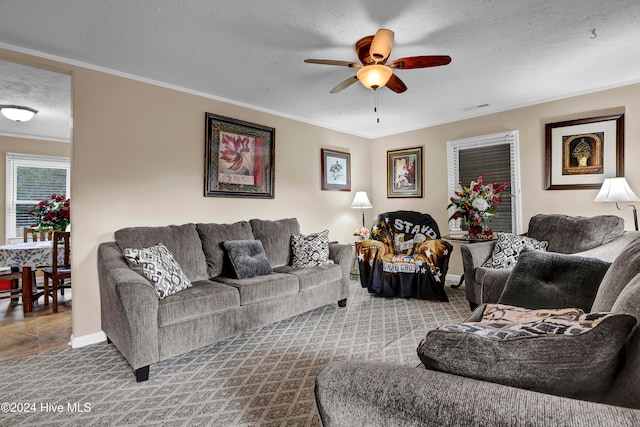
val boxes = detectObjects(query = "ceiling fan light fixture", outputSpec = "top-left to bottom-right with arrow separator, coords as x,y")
370,29 -> 394,63
0,105 -> 38,122
357,64 -> 393,89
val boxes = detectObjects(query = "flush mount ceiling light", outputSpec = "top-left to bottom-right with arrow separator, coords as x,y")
0,105 -> 38,122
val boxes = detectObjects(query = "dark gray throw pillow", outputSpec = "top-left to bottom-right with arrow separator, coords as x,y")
417,305 -> 637,401
498,249 -> 611,311
223,240 -> 273,280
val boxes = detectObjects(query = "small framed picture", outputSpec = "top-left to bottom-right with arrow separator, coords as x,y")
204,113 -> 275,198
387,146 -> 423,198
321,148 -> 351,191
545,114 -> 624,190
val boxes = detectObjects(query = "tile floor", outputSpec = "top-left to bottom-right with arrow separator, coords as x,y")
0,287 -> 72,362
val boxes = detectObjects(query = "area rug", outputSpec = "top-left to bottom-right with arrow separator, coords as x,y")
0,280 -> 469,426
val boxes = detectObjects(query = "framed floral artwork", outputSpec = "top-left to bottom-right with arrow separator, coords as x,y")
545,114 -> 624,190
321,148 -> 351,191
387,146 -> 423,198
205,112 -> 275,198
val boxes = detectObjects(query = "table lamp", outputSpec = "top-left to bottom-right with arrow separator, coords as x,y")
351,191 -> 372,228
594,177 -> 639,231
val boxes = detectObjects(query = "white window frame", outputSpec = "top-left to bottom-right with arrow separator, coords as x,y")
446,130 -> 522,234
5,152 -> 70,243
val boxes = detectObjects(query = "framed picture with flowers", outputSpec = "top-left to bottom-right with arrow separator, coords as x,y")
321,148 -> 351,191
205,112 -> 275,198
387,146 -> 423,198
545,114 -> 624,190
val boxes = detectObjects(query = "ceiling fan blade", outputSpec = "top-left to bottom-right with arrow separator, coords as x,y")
304,59 -> 361,68
385,74 -> 407,93
370,29 -> 394,64
355,35 -> 375,65
330,75 -> 359,93
390,55 -> 452,69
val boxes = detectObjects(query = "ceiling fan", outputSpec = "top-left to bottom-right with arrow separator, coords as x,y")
304,29 -> 451,94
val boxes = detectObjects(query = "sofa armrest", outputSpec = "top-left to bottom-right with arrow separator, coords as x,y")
315,361 -> 640,427
460,240 -> 496,304
573,231 -> 640,262
329,242 -> 351,300
98,242 -> 160,371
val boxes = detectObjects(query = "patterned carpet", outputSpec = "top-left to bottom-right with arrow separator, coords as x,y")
0,280 -> 470,426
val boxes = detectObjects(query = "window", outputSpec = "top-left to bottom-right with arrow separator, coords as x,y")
447,131 -> 522,233
5,153 -> 70,243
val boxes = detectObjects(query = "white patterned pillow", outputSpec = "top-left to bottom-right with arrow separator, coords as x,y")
482,233 -> 549,269
123,244 -> 192,299
291,230 -> 334,268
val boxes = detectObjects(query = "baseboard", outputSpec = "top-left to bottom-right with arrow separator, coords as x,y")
446,274 -> 462,283
70,331 -> 107,348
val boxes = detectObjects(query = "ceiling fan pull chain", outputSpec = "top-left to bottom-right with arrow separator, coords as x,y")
374,89 -> 380,123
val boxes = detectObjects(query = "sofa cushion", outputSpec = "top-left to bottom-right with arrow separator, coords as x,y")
417,303 -> 637,401
527,214 -> 624,254
214,272 -> 299,305
481,233 -> 548,269
115,223 -> 208,282
196,221 -> 255,278
157,280 -> 240,327
275,263 -> 342,292
250,218 -> 300,267
222,239 -> 272,279
291,229 -> 334,268
498,250 -> 610,312
123,244 -> 192,299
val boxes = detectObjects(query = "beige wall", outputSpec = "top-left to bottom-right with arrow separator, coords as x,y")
2,47 -> 639,341
0,135 -> 70,244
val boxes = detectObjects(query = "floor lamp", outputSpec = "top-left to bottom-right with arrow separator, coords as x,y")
351,191 -> 372,228
594,177 -> 639,231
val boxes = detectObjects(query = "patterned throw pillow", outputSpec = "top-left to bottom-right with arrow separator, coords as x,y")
291,230 -> 334,268
123,244 -> 192,299
482,233 -> 549,269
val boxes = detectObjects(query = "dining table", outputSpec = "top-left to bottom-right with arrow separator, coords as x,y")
0,240 -> 63,314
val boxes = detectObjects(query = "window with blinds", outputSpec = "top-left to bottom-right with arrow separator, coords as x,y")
5,153 -> 70,243
447,131 -> 521,234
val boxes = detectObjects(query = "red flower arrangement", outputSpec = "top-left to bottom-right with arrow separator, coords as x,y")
447,175 -> 509,236
28,194 -> 70,232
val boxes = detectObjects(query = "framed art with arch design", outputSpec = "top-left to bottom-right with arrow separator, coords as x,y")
545,114 -> 624,190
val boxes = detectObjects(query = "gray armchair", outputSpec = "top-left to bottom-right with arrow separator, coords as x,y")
461,213 -> 639,308
315,234 -> 640,426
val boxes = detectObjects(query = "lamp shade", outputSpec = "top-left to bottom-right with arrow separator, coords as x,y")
0,105 -> 38,122
351,191 -> 372,209
356,64 -> 393,89
594,177 -> 639,203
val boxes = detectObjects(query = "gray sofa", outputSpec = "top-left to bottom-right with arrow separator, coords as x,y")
315,235 -> 640,426
461,214 -> 639,307
98,218 -> 351,381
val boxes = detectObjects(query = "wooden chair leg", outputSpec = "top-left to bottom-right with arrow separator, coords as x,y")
43,275 -> 50,307
10,278 -> 19,303
52,279 -> 59,313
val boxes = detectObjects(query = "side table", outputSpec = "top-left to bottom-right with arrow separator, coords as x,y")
443,234 -> 497,288
349,243 -> 360,280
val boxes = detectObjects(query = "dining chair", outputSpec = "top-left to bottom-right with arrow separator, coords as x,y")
42,231 -> 71,313
23,227 -> 53,242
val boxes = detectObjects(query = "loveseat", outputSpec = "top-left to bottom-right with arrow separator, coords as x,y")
461,214 -> 639,308
98,218 -> 350,381
315,235 -> 640,425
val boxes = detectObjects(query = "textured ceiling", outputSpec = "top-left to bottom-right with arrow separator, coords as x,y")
1,0 -> 640,140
